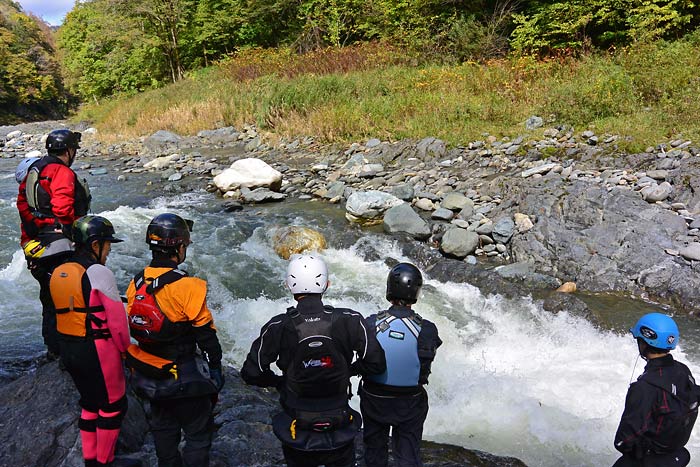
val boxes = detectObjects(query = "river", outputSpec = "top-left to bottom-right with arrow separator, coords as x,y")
0,156 -> 698,467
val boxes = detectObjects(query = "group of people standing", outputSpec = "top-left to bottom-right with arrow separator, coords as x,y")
12,128 -> 700,467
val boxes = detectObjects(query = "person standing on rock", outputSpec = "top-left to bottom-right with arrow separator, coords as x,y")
125,213 -> 224,467
613,313 -> 699,467
241,253 -> 386,467
16,129 -> 90,360
49,215 -> 130,467
359,262 -> 442,467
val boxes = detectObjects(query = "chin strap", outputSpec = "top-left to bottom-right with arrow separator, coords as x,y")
629,353 -> 641,385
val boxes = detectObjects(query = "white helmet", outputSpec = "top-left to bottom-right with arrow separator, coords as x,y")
286,253 -> 328,295
15,156 -> 40,184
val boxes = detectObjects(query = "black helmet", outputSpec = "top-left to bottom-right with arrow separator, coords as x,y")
386,263 -> 423,304
72,215 -> 123,245
46,129 -> 81,152
146,213 -> 193,251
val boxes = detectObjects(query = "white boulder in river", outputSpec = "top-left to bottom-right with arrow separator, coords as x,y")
214,158 -> 283,192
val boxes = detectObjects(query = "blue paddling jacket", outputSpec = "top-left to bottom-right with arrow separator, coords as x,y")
363,305 -> 441,396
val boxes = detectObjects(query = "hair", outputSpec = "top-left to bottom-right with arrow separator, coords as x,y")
47,148 -> 66,157
151,248 -> 178,260
391,298 -> 414,307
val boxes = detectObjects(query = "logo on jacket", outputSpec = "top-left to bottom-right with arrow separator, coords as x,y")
302,356 -> 334,369
130,315 -> 152,327
304,317 -> 320,322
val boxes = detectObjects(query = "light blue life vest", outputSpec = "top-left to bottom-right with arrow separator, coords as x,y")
367,311 -> 422,387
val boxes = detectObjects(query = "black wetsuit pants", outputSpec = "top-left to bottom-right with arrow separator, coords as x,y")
360,386 -> 429,467
150,396 -> 214,467
282,442 -> 355,467
31,253 -> 70,356
612,448 -> 690,467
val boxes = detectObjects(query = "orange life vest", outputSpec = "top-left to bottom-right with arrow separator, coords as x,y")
50,256 -> 108,339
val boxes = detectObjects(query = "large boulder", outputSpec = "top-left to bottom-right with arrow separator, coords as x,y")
144,130 -> 182,153
214,158 -> 283,192
345,190 -> 402,225
440,227 -> 479,258
272,226 -> 327,259
383,203 -> 431,240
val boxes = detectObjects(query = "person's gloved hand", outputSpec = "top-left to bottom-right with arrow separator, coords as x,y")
210,366 -> 224,391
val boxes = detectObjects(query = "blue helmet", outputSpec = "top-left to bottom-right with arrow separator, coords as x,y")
630,313 -> 679,350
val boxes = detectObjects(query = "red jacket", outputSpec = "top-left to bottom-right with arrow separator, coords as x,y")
17,157 -> 87,244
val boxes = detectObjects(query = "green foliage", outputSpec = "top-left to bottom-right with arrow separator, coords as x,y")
511,0 -> 700,54
0,0 -> 64,122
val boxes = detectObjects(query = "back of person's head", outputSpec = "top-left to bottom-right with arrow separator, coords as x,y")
386,262 -> 423,306
146,213 -> 193,259
630,312 -> 678,355
286,253 -> 328,298
46,129 -> 81,157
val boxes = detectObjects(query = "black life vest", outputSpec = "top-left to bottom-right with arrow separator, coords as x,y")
277,305 -> 355,438
640,365 -> 700,452
128,269 -> 192,348
25,156 -> 91,222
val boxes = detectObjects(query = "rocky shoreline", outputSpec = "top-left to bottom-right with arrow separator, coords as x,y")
0,361 -> 527,467
4,120 -> 700,313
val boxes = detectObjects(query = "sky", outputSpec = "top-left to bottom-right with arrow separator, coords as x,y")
16,0 -> 76,26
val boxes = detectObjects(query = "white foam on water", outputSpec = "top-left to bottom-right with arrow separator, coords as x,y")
2,196 -> 698,466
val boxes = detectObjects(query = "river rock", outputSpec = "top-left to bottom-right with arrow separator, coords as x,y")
431,207 -> 454,221
144,154 -> 178,170
525,116 -> 543,130
214,158 -> 283,192
556,282 -> 577,293
514,213 -> 534,233
144,130 -> 182,152
324,181 -> 346,200
441,192 -> 474,212
416,137 -> 446,160
679,243 -> 700,261
383,203 -> 431,240
492,217 -> 515,243
391,183 -> 415,201
197,126 -> 239,143
641,181 -> 673,202
345,190 -> 402,221
475,220 -> 493,235
440,227 -> 479,258
240,187 -> 286,203
414,198 -> 435,211
272,226 -> 327,259
520,163 -> 558,178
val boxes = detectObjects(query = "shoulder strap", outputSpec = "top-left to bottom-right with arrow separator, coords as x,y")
640,376 -> 695,410
143,269 -> 188,294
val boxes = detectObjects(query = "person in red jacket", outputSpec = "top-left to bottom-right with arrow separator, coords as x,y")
16,129 -> 91,358
50,215 -> 130,467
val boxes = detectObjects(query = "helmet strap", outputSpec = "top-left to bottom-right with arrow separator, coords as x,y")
636,338 -> 650,361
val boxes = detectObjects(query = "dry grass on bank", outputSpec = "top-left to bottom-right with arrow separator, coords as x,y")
76,40 -> 700,151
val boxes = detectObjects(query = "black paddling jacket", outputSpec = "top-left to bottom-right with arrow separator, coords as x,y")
614,354 -> 699,457
240,295 -> 386,389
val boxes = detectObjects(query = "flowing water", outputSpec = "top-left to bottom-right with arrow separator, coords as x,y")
0,157 -> 698,467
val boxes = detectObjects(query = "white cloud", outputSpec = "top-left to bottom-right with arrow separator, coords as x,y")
16,0 -> 76,25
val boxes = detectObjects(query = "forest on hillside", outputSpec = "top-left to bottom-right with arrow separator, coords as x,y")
3,0 -> 700,123
0,0 -> 65,123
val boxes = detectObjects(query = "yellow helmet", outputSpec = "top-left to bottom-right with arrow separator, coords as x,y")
22,240 -> 46,259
